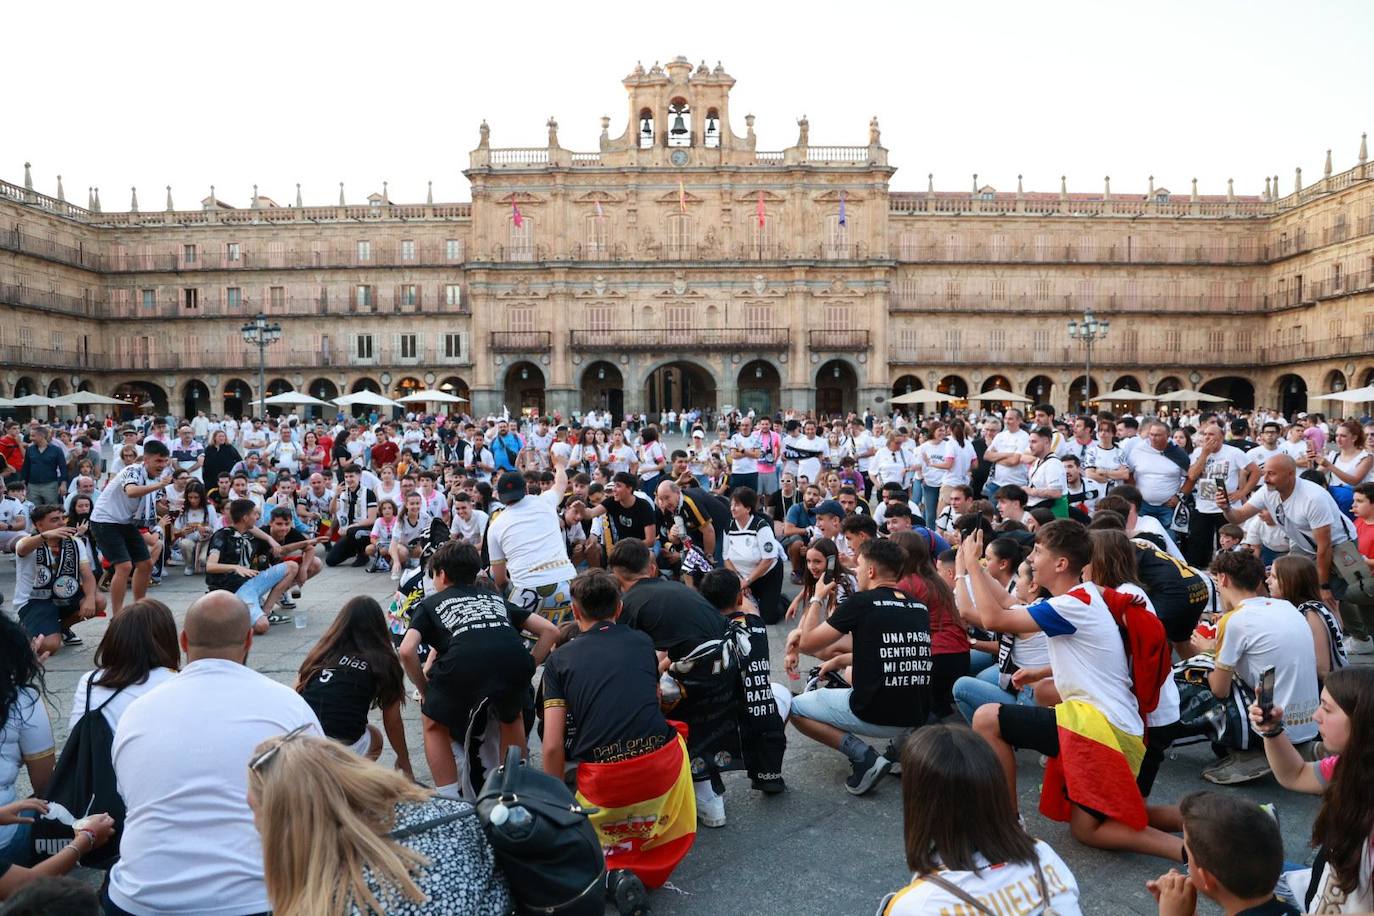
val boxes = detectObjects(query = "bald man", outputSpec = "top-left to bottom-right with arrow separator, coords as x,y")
1220,453 -> 1354,606
108,591 -> 320,916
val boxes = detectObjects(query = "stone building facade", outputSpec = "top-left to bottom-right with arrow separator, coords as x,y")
2,55 -> 1372,420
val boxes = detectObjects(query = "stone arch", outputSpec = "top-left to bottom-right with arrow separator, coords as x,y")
347,377 -> 382,419
981,374 -> 1014,394
738,360 -> 780,418
437,376 -> 470,403
816,359 -> 859,418
645,360 -> 716,415
1155,376 -> 1183,396
1067,376 -> 1100,414
1200,376 -> 1256,411
892,374 -> 923,398
112,380 -> 168,416
1275,373 -> 1307,417
504,362 -> 546,417
306,378 -> 339,419
1025,375 -> 1054,404
580,361 -> 624,417
223,378 -> 252,418
183,379 -> 212,419
393,376 -> 424,400
1322,369 -> 1348,394
1112,374 -> 1143,393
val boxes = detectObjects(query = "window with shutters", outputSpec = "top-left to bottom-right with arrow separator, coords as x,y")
1363,313 -> 1374,345
355,334 -> 374,360
665,304 -> 692,344
665,215 -> 692,258
400,285 -> 418,306
944,233 -> 963,261
745,304 -> 772,330
1332,262 -> 1343,291
1165,329 -> 1182,352
509,218 -> 534,262
899,231 -> 918,260
1124,280 -> 1140,308
1076,235 -> 1095,262
226,242 -> 240,262
824,304 -> 851,331
507,307 -> 535,333
990,234 -> 1009,260
1076,279 -> 1094,305
1034,234 -> 1050,262
943,328 -> 962,353
225,287 -> 240,308
183,244 -> 197,265
944,280 -> 960,304
445,284 -> 462,307
1208,280 -> 1225,307
1119,328 -> 1138,358
357,240 -> 371,262
1328,318 -> 1342,340
401,240 -> 416,262
586,216 -> 610,257
990,279 -> 1007,302
355,285 -> 373,308
399,333 -> 418,360
444,333 -> 464,360
1033,329 -> 1051,352
51,331 -> 63,352
142,289 -> 156,308
269,287 -> 285,309
586,305 -> 613,333
895,277 -> 918,306
988,328 -> 1007,352
446,239 -> 462,261
1035,279 -> 1052,301
823,215 -> 848,259
184,288 -> 200,309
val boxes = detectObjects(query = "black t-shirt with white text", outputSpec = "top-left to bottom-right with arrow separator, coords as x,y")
541,622 -> 676,764
299,654 -> 379,744
408,584 -> 531,657
826,586 -> 932,727
618,578 -> 728,661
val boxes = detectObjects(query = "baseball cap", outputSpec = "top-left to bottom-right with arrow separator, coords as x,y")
496,471 -> 527,504
692,429 -> 705,438
815,499 -> 845,518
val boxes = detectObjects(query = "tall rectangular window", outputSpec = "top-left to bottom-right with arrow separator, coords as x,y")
357,240 -> 371,262
824,215 -> 849,259
269,286 -> 284,308
142,289 -> 156,308
444,333 -> 463,360
399,333 -> 418,359
183,244 -> 197,264
226,243 -> 240,262
225,287 -> 241,308
401,240 -> 416,261
355,285 -> 373,307
586,216 -> 609,256
665,215 -> 692,259
400,284 -> 418,306
355,334 -> 374,359
744,304 -> 772,330
990,279 -> 1006,301
587,305 -> 613,333
509,219 -> 534,262
445,284 -> 463,306
507,307 -> 535,333
183,288 -> 199,309
446,239 -> 462,260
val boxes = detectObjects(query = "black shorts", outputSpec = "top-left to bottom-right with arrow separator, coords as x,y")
997,703 -> 1059,756
91,521 -> 150,566
1154,585 -> 1210,642
18,599 -> 61,638
423,641 -> 535,732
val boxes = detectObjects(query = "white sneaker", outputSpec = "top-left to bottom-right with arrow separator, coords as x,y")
693,782 -> 726,828
1344,636 -> 1374,657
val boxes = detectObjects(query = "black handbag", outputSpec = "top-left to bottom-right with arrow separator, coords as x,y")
474,746 -> 606,916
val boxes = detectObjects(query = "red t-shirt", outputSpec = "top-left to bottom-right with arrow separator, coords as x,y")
1356,517 -> 1374,560
897,574 -> 967,656
371,440 -> 399,468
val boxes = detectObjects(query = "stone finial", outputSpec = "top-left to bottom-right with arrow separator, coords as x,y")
1263,176 -> 1271,200
1324,149 -> 1333,177
972,173 -> 978,193
339,182 -> 345,206
1017,174 -> 1023,195
55,175 -> 64,202
1060,175 -> 1067,197
1190,178 -> 1198,201
92,187 -> 101,213
1148,175 -> 1155,196
166,185 -> 174,211
478,119 -> 490,149
382,181 -> 389,203
1226,178 -> 1234,201
547,116 -> 559,148
22,162 -> 32,191
209,185 -> 216,208
87,187 -> 94,210
1360,132 -> 1368,165
295,183 -> 302,208
1294,166 -> 1302,192
1274,175 -> 1280,197
426,180 -> 433,205
1104,175 -> 1110,197
129,186 -> 138,213
928,173 -> 934,193
251,184 -> 260,209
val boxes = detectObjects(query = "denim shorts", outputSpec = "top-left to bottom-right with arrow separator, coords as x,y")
235,562 -> 292,621
788,687 -> 909,739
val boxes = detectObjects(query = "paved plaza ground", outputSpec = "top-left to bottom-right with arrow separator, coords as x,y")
4,554 -> 1336,916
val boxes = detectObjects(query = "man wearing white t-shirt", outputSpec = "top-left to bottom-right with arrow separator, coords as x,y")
486,451 -> 578,626
845,418 -> 876,494
727,416 -> 762,494
1245,421 -> 1289,472
1024,427 -> 1067,512
108,591 -> 322,916
1221,453 -> 1353,607
1126,421 -> 1187,529
1198,549 -> 1320,785
1182,423 -> 1259,568
964,520 -> 1185,861
983,409 -> 1030,500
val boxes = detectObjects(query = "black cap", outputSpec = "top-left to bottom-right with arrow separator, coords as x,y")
496,471 -> 527,504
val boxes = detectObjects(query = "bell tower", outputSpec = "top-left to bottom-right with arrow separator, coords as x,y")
603,56 -> 746,165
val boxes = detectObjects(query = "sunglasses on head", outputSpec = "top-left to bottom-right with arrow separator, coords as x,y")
248,724 -> 311,773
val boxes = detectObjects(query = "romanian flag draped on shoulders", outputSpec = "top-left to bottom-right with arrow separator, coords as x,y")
574,723 -> 696,889
1039,584 -> 1168,832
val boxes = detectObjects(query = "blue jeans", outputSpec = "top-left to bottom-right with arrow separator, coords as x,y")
968,649 -> 998,676
1139,500 -> 1175,530
235,562 -> 292,620
921,484 -> 941,529
981,480 -> 1001,501
952,665 -> 1036,724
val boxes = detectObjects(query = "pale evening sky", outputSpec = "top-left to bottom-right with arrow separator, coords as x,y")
5,0 -> 1371,209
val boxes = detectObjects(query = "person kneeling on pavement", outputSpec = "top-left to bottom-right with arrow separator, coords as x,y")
204,498 -> 296,635
541,569 -> 692,904
786,538 -> 933,796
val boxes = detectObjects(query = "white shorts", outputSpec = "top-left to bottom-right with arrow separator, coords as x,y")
343,727 -> 374,757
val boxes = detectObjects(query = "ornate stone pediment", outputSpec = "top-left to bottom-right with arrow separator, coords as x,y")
735,274 -> 785,298
814,277 -> 858,297
498,191 -> 546,206
574,190 -> 627,204
734,189 -> 787,203
575,275 -> 625,298
812,189 -> 867,202
653,271 -> 706,299
656,189 -> 705,206
497,277 -> 548,299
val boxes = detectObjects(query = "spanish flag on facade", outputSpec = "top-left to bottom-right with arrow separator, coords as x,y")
1040,699 -> 1148,830
575,730 -> 697,888
679,179 -> 688,214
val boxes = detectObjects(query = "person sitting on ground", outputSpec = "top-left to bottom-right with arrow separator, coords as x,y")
878,724 -> 1081,915
106,591 -> 322,916
247,730 -> 512,916
891,529 -> 965,720
398,541 -> 557,800
67,599 -> 179,732
12,505 -> 101,656
296,596 -> 413,775
204,499 -> 296,634
787,539 -> 932,797
965,521 -> 1186,861
262,506 -> 325,606
1247,666 -> 1374,912
539,569 -> 681,905
1197,549 -> 1321,785
1267,554 -> 1346,686
1147,791 -> 1299,916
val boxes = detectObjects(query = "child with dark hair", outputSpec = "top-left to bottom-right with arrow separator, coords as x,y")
1147,791 -> 1298,915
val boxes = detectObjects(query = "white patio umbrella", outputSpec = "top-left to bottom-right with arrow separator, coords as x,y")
333,391 -> 403,409
8,394 -> 61,408
1091,388 -> 1155,402
258,391 -> 332,407
967,388 -> 1033,404
0,398 -> 14,408
1314,385 -> 1374,403
398,389 -> 469,404
1157,388 -> 1231,403
55,391 -> 129,407
889,389 -> 950,406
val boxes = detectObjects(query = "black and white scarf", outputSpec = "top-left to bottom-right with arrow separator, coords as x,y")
34,537 -> 81,607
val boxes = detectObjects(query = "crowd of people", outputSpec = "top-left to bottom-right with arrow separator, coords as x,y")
0,396 -> 1369,914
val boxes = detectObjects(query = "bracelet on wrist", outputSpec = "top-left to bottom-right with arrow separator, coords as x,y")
1258,724 -> 1284,739
80,829 -> 97,849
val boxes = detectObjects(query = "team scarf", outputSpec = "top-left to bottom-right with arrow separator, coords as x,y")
34,536 -> 81,607
728,612 -> 787,791
575,729 -> 696,889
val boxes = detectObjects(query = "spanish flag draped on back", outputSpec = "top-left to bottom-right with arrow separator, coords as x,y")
574,724 -> 696,888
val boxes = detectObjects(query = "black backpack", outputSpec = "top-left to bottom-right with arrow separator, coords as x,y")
475,746 -> 606,915
31,685 -> 126,868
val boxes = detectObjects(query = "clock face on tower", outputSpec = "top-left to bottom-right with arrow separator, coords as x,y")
671,149 -> 689,166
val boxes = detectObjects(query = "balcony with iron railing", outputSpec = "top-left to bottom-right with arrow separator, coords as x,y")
489,331 -> 553,352
105,241 -> 471,273
111,343 -> 473,373
887,335 -> 1365,369
0,284 -> 104,318
568,327 -> 789,351
808,330 -> 870,351
0,226 -> 105,271
0,345 -> 109,370
103,294 -> 471,321
887,291 -> 1268,315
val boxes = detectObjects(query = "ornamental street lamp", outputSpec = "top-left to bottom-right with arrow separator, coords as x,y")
240,314 -> 282,418
1067,309 -> 1109,409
